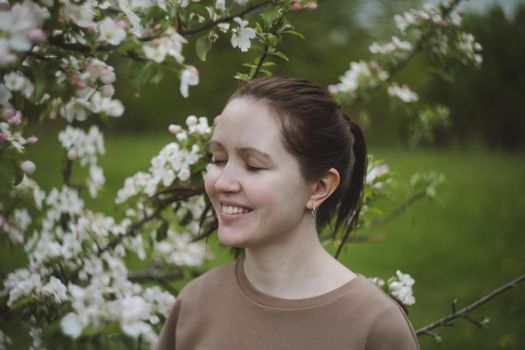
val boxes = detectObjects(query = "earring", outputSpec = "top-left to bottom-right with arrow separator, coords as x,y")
311,205 -> 316,218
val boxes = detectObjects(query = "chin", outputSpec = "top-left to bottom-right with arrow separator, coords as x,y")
217,228 -> 249,248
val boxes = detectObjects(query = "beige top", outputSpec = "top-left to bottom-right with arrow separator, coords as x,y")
155,258 -> 420,350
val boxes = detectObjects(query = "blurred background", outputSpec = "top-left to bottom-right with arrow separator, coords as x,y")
25,0 -> 525,348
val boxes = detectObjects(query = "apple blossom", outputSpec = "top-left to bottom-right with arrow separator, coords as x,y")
230,17 -> 256,53
179,66 -> 199,98
98,17 -> 127,45
387,83 -> 419,103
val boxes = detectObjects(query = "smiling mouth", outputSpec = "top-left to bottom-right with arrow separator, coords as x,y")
220,204 -> 253,215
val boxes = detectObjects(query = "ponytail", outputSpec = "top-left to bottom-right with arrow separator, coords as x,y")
334,121 -> 367,258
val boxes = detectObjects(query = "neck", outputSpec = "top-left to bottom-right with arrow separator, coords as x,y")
242,218 -> 354,299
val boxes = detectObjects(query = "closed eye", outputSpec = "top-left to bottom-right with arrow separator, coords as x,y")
210,155 -> 226,165
246,165 -> 264,172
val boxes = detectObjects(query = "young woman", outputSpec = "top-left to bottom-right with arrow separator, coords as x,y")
155,77 -> 420,350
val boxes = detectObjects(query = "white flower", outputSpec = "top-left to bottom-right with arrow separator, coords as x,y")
143,40 -> 168,63
215,0 -> 225,10
62,1 -> 94,28
58,125 -> 105,166
387,83 -> 418,103
98,17 -> 126,45
87,165 -> 105,198
177,168 -> 191,181
366,163 -> 390,189
179,66 -> 199,98
61,312 -> 86,338
155,231 -> 206,266
41,276 -> 68,303
119,296 -> 152,337
231,17 -> 256,52
168,124 -> 182,135
3,71 -> 26,91
3,268 -> 42,306
392,36 -> 412,51
61,98 -> 89,122
185,115 -> 198,126
387,270 -> 416,306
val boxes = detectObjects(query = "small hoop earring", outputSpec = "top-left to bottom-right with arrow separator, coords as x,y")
311,205 -> 316,218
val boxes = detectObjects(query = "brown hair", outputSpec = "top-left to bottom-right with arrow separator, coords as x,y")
229,76 -> 367,238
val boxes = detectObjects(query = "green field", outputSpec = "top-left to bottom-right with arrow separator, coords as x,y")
10,132 -> 525,349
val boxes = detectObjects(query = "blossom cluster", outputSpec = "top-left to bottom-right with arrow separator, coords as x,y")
57,57 -> 124,122
117,115 -> 211,204
0,0 -> 49,65
328,60 -> 389,97
0,179 -> 183,345
330,2 -> 482,105
59,125 -> 106,197
1,70 -> 38,156
369,270 -> 416,307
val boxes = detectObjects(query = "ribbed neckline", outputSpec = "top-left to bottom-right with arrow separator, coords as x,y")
235,257 -> 363,309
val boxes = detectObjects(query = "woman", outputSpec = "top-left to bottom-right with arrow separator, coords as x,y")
155,77 -> 420,350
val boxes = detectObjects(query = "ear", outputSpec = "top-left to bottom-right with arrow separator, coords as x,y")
306,168 -> 340,210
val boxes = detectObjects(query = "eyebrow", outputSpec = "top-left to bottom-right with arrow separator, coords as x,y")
209,141 -> 274,164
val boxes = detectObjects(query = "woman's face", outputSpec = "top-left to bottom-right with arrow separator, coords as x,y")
204,97 -> 314,249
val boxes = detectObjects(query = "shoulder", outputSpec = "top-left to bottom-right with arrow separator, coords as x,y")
178,260 -> 238,301
343,276 -> 420,350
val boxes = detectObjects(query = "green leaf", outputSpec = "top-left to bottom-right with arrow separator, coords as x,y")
156,221 -> 169,241
31,65 -> 47,102
269,50 -> 289,61
282,30 -> 305,40
196,35 -> 212,61
260,8 -> 278,26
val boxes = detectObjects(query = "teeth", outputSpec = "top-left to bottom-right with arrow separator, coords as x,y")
221,205 -> 251,215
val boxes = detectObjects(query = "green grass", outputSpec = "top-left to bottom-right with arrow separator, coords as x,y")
6,133 -> 525,349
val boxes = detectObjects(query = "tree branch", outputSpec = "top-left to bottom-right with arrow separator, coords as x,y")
47,0 -> 278,56
251,44 -> 270,79
416,273 -> 525,337
179,0 -> 276,36
387,0 -> 463,80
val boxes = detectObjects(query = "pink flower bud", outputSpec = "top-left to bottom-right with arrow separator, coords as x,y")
27,135 -> 38,144
306,1 -> 317,9
116,20 -> 127,29
154,23 -> 161,30
0,133 -> 6,142
169,124 -> 182,134
8,112 -> 22,125
292,1 -> 302,11
71,75 -> 86,89
28,29 -> 47,42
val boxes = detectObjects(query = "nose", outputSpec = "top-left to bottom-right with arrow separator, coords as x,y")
214,162 -> 242,193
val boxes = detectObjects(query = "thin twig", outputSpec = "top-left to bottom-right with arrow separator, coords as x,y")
251,43 -> 270,79
416,273 -> 525,337
369,189 -> 427,228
